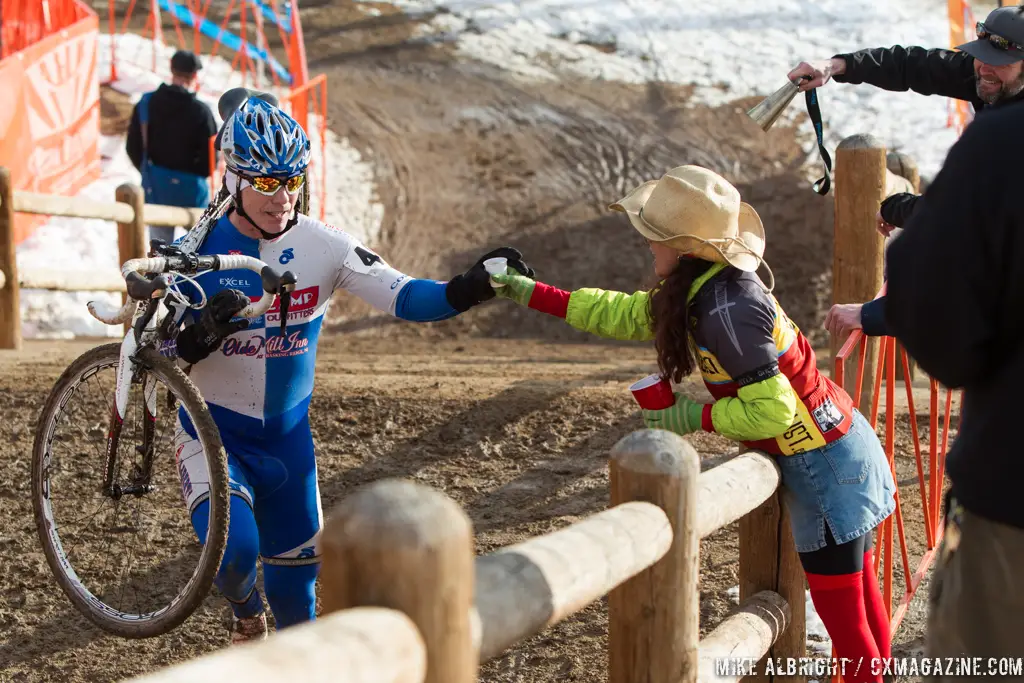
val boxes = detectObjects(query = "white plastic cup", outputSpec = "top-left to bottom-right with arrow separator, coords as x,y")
483,257 -> 508,287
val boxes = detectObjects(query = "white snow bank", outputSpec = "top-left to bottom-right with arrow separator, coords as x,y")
371,0 -> 968,180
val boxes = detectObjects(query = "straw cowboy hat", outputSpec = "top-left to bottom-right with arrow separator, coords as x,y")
609,165 -> 774,289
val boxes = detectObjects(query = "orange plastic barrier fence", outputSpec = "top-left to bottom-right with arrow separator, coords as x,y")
1,0 -> 92,58
830,287 -> 961,681
947,0 -> 977,133
0,0 -> 101,245
104,0 -> 309,131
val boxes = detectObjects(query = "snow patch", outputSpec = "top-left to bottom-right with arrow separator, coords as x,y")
371,0 -> 966,180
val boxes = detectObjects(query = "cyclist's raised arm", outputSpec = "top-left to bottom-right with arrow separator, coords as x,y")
330,238 -> 453,322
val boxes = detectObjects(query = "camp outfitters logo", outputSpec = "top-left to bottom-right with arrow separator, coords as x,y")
266,286 -> 320,322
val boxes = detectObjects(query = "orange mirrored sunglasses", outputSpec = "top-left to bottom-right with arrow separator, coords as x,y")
246,174 -> 305,196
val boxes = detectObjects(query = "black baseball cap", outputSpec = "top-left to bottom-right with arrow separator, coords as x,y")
170,50 -> 202,75
958,7 -> 1024,66
217,86 -> 280,121
214,87 -> 282,151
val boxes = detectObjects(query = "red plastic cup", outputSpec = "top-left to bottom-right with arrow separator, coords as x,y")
630,374 -> 676,410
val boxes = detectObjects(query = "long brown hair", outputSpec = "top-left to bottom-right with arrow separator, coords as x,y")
649,256 -> 716,384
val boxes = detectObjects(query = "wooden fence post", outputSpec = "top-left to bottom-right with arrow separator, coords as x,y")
116,184 -> 146,334
832,134 -> 887,414
608,429 -> 700,683
319,478 -> 478,683
885,151 -> 920,384
886,152 -> 919,193
739,493 -> 805,683
0,168 -> 20,350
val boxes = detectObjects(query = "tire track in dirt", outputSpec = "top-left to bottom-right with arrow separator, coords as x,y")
301,3 -> 834,346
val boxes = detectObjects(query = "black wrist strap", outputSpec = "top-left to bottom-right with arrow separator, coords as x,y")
804,87 -> 832,196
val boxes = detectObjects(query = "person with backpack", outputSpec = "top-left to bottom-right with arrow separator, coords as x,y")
126,50 -> 218,247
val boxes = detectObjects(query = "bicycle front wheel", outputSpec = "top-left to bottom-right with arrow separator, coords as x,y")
31,343 -> 230,638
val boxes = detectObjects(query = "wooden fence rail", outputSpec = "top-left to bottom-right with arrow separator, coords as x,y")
126,431 -> 800,683
124,607 -> 428,683
0,166 -> 206,350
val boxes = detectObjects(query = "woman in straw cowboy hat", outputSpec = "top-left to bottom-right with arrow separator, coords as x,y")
491,165 -> 897,682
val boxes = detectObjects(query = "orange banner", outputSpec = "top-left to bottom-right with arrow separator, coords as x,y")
0,0 -> 100,244
2,0 -> 86,59
948,0 -> 977,134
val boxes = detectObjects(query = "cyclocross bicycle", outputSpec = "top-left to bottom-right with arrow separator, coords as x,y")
31,239 -> 296,638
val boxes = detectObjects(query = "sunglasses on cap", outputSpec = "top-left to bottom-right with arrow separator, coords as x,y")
976,22 -> 1024,53
242,173 -> 305,196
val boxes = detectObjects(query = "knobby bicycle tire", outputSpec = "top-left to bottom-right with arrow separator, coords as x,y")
31,343 -> 230,638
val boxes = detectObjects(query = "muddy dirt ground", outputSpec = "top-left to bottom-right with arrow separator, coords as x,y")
7,1 -> 954,681
0,337 -> 956,683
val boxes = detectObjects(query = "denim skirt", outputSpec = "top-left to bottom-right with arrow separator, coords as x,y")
775,409 -> 897,553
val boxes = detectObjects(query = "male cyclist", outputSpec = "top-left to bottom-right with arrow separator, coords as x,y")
169,96 -> 533,643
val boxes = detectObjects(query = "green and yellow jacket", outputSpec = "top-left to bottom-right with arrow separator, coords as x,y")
523,264 -> 855,455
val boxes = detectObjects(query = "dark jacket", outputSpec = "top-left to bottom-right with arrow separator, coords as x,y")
883,96 -> 1024,530
832,45 -> 982,107
126,83 -> 218,178
855,193 -> 920,336
834,46 -> 977,240
879,192 -> 919,228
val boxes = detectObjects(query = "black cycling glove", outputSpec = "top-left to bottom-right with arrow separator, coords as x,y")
444,247 -> 536,312
175,289 -> 251,364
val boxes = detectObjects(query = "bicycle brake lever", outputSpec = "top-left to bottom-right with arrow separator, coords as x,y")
279,292 -> 290,333
277,271 -> 297,334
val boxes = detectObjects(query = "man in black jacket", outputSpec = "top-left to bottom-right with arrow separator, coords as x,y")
816,5 -> 1024,341
883,91 -> 1024,670
126,50 -> 218,247
789,5 -> 1024,111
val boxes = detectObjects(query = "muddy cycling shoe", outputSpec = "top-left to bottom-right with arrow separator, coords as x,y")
230,613 -> 268,644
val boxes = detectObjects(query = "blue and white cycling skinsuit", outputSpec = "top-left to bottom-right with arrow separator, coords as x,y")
172,211 -> 458,627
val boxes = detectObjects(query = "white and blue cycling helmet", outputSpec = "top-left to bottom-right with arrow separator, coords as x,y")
218,97 -> 311,239
221,97 -> 310,178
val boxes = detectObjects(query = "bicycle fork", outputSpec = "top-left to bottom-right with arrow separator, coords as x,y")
101,328 -> 159,499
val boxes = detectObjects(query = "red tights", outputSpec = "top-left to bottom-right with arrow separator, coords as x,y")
800,531 -> 890,683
